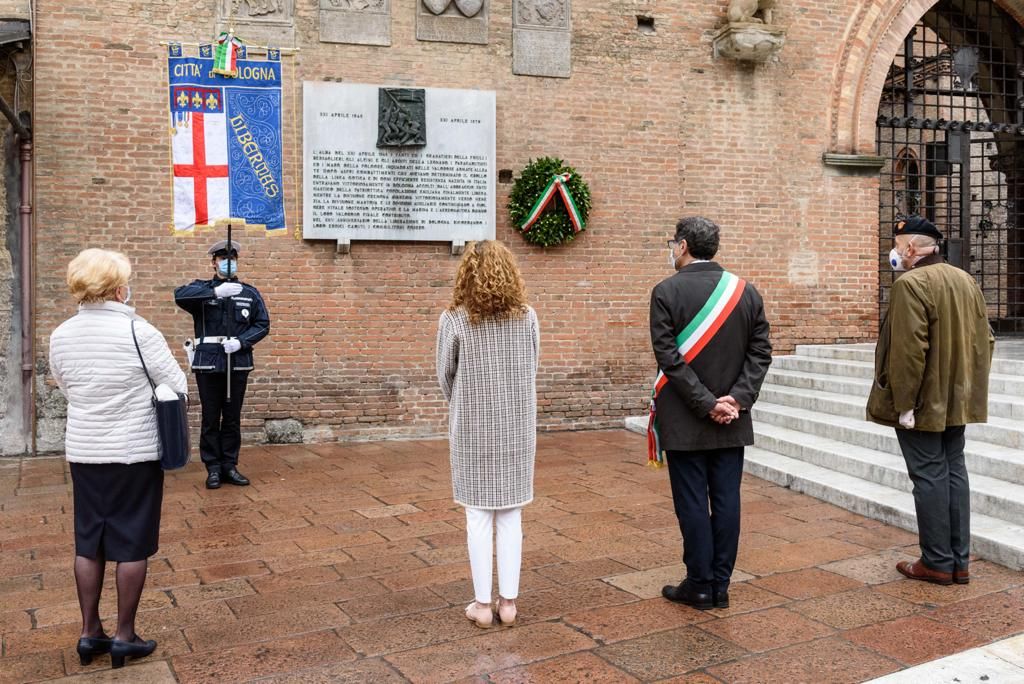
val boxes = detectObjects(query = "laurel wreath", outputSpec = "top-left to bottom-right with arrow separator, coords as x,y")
507,157 -> 591,248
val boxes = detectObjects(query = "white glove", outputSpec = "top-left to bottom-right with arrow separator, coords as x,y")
222,339 -> 242,354
214,282 -> 243,298
899,410 -> 915,429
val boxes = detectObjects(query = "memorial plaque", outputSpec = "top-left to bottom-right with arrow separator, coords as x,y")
303,82 -> 496,249
319,0 -> 390,47
218,0 -> 296,47
512,0 -> 571,78
417,0 -> 489,45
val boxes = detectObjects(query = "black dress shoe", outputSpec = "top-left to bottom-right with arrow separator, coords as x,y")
76,634 -> 112,666
205,470 -> 222,489
713,589 -> 730,609
110,635 -> 157,669
661,580 -> 714,610
222,467 -> 250,486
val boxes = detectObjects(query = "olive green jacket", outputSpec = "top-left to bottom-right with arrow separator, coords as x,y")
867,254 -> 994,432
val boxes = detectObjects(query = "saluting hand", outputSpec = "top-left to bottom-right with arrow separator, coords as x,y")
214,282 -> 243,298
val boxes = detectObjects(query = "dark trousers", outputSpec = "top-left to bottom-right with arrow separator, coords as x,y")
195,371 -> 249,472
896,426 -> 970,573
666,447 -> 744,592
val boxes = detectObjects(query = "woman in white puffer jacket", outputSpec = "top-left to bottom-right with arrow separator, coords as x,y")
49,248 -> 186,670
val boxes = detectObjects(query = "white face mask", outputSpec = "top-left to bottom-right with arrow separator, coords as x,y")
119,285 -> 132,304
888,247 -> 907,272
668,247 -> 678,269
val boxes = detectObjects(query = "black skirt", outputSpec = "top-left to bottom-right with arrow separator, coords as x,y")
70,460 -> 164,562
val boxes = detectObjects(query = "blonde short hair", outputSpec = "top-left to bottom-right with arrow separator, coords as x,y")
67,248 -> 131,304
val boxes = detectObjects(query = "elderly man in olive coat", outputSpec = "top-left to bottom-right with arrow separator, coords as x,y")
868,216 -> 994,586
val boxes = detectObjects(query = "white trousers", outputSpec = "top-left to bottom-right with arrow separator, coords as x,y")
465,506 -> 522,604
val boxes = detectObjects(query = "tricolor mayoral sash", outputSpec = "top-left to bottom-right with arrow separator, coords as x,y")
647,270 -> 746,467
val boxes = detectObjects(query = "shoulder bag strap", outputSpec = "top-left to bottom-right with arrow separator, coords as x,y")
130,319 -> 157,392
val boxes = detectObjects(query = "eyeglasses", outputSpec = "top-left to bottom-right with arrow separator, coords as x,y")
666,240 -> 679,249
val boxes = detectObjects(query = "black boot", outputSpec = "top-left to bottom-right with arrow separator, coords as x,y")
661,579 -> 714,610
713,588 -> 730,609
76,634 -> 112,666
110,635 -> 157,669
222,467 -> 250,486
205,469 -> 222,489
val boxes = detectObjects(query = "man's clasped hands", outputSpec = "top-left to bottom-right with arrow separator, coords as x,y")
710,395 -> 742,425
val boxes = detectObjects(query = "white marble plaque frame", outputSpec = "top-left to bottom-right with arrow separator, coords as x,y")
303,82 -> 496,252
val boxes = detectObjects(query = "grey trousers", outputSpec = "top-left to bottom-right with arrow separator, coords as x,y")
896,426 -> 970,573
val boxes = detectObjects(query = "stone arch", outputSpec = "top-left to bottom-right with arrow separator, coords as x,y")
828,0 -> 1024,155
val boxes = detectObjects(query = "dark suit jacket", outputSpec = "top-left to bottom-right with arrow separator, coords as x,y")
649,261 -> 772,451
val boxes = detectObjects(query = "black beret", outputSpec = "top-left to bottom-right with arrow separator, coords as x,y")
894,216 -> 942,241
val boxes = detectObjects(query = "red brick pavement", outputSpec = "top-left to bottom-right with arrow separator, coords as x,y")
1,430 -> 1022,683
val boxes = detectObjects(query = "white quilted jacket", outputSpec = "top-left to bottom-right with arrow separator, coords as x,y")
49,301 -> 188,463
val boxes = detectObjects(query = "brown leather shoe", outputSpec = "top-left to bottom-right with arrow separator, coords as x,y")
953,568 -> 970,585
896,560 -> 953,586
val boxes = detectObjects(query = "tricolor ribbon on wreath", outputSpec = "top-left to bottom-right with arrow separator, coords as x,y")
647,271 -> 747,468
213,31 -> 245,77
519,173 -> 586,233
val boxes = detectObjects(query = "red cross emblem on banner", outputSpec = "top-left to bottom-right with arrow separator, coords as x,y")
173,113 -> 228,226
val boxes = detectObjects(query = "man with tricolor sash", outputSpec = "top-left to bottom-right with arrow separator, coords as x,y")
649,216 -> 772,611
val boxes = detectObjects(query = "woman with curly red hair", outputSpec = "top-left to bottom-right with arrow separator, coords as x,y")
436,240 -> 539,629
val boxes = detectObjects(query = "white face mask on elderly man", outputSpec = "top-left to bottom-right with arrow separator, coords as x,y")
888,247 -> 908,272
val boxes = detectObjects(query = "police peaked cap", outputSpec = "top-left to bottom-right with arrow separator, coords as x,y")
894,216 -> 943,241
207,239 -> 241,257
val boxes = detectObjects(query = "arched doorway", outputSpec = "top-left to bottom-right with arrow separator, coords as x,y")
877,0 -> 1024,332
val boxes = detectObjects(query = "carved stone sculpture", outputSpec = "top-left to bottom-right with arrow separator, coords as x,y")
417,0 -> 488,43
219,0 -> 295,45
232,0 -> 285,17
727,0 -> 775,25
714,0 -> 784,62
377,89 -> 426,147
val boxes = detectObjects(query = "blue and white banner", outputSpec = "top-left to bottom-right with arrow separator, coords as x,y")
168,44 -> 285,233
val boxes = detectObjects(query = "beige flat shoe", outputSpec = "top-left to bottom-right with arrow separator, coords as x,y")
497,598 -> 517,627
465,601 -> 494,628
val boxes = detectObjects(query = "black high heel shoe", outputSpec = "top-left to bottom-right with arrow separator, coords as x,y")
110,635 -> 157,669
76,635 -> 112,666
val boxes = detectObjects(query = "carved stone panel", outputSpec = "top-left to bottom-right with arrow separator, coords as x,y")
319,0 -> 391,47
377,89 -> 427,147
514,0 -> 568,30
417,0 -> 488,45
512,0 -> 570,78
218,0 -> 295,47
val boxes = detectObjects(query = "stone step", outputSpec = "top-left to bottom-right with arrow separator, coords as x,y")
744,447 -> 1024,571
769,356 -> 1024,395
753,400 -> 1024,452
759,381 -> 1024,422
764,367 -> 871,397
754,422 -> 1024,525
795,343 -> 1024,376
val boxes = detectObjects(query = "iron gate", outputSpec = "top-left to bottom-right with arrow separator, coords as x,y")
877,0 -> 1024,332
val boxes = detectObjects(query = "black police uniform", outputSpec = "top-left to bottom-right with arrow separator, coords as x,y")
174,277 -> 270,477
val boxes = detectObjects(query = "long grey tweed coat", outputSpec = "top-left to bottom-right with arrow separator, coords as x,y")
436,306 -> 539,510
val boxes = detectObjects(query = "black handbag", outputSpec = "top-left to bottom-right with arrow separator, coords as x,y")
131,320 -> 191,470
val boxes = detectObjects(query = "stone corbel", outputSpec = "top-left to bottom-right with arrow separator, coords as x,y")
712,22 -> 786,62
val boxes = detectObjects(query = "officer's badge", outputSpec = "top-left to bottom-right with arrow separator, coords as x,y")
242,308 -> 250,319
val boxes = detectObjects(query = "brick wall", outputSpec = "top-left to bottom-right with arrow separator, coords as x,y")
30,0 -> 885,450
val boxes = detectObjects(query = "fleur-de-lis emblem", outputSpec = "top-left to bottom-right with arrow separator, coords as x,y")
191,92 -> 203,109
176,91 -> 189,108
206,93 -> 219,110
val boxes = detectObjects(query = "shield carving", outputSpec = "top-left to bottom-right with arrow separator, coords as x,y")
422,0 -> 451,14
454,0 -> 483,17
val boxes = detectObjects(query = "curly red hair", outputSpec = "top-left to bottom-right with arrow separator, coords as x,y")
449,240 -> 529,323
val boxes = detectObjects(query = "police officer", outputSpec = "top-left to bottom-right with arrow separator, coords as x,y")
174,240 -> 270,489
